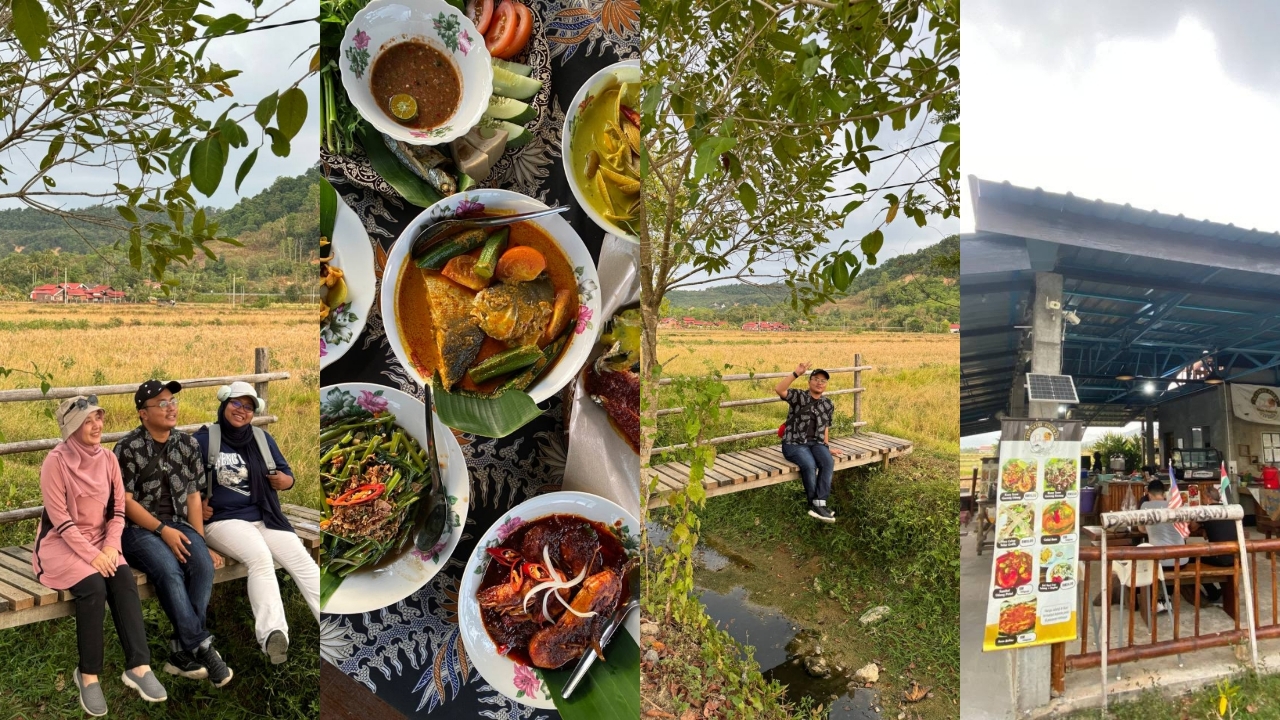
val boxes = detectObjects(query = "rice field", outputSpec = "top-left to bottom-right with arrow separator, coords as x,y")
656,330 -> 959,456
0,302 -> 319,546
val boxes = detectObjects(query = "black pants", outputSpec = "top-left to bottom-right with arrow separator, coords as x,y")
70,568 -> 150,675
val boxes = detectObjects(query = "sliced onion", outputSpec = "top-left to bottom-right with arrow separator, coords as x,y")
521,546 -> 588,616
553,585 -> 598,619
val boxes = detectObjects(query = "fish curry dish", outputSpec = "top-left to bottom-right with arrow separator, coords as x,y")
476,514 -> 631,669
397,216 -> 579,395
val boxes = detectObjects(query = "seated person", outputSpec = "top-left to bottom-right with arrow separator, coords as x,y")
1188,485 -> 1239,603
1138,479 -> 1188,612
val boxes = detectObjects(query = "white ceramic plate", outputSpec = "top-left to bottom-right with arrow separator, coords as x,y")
381,188 -> 603,409
321,200 -> 376,368
340,0 -> 493,146
319,383 -> 470,614
562,59 -> 641,243
458,491 -> 641,709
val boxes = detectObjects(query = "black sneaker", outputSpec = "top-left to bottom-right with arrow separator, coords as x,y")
163,649 -> 209,680
195,642 -> 234,688
265,629 -> 289,665
807,503 -> 836,523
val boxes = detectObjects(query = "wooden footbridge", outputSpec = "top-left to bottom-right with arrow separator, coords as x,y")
648,354 -> 913,509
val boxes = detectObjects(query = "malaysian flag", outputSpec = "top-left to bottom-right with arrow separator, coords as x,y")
1168,460 -> 1190,538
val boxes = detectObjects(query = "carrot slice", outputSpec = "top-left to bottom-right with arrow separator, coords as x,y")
495,245 -> 547,283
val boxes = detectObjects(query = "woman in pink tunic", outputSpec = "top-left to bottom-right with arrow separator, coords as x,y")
33,396 -> 168,715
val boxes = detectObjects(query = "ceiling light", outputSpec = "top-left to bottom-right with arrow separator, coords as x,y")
1115,369 -> 1135,381
1144,381 -> 1156,395
1204,371 -> 1225,386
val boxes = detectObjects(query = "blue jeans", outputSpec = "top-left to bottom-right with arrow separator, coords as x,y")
121,524 -> 213,653
782,442 -> 834,503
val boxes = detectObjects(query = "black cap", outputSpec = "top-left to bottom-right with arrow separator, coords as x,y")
135,379 -> 182,409
810,368 -> 830,380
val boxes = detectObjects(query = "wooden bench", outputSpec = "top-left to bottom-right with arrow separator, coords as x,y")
648,431 -> 913,509
0,503 -> 320,630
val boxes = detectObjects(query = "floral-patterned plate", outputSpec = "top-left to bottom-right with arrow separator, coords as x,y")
321,199 -> 376,369
319,383 -> 470,614
458,491 -> 640,709
381,188 -> 602,407
340,0 -> 493,146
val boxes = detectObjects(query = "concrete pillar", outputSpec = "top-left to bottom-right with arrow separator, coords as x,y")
1145,406 -> 1156,468
1014,271 -> 1064,714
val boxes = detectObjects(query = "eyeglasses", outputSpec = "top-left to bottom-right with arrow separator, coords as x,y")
146,398 -> 180,409
229,399 -> 256,412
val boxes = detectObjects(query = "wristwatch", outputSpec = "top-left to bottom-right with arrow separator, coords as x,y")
152,521 -> 165,537
792,371 -> 799,378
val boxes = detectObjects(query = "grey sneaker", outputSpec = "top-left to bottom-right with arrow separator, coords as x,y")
121,668 -> 168,702
74,669 -> 107,717
265,629 -> 289,665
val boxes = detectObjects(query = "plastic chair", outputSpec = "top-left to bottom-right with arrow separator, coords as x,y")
1091,544 -> 1182,678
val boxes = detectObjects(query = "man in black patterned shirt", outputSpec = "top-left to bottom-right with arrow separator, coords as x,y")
115,380 -> 233,687
775,363 -> 840,522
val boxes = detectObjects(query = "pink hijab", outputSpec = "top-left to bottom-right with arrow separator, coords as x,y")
48,432 -> 116,502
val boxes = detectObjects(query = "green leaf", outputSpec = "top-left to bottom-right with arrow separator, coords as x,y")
117,205 -> 138,223
234,148 -> 258,193
432,379 -> 542,438
254,91 -> 279,128
319,569 -> 344,609
738,182 -> 757,214
11,0 -> 51,60
188,137 -> 226,196
541,633 -> 640,720
864,116 -> 880,141
128,228 -> 142,269
40,135 -> 64,171
357,123 -> 442,207
939,123 -> 959,143
693,135 -> 735,179
861,228 -> 884,259
768,31 -> 802,55
265,127 -> 290,157
831,256 -> 850,292
320,177 -> 338,241
275,87 -> 308,141
168,139 -> 195,177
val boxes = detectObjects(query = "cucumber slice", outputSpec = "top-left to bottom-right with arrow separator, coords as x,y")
498,121 -> 532,149
485,96 -> 536,124
492,58 -> 532,77
492,65 -> 542,101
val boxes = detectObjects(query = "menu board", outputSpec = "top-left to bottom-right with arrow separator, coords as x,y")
982,420 -> 1083,652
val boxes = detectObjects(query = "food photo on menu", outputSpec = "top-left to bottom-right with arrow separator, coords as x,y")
317,0 -> 640,716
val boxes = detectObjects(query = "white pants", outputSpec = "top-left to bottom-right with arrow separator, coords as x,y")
205,519 -> 320,649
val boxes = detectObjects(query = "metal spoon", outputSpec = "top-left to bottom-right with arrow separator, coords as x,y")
414,384 -> 449,552
562,562 -> 642,698
410,205 -> 570,260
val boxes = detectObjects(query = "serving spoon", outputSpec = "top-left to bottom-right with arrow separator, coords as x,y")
562,561 -> 642,698
410,205 -> 570,260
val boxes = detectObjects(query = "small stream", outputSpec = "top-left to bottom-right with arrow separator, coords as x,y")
648,524 -> 882,719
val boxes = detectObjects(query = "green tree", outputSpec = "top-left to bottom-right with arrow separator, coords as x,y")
640,0 -> 959,477
0,0 -> 312,286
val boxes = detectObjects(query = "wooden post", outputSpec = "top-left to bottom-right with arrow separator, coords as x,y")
853,353 -> 862,435
254,348 -> 270,406
1050,642 -> 1065,696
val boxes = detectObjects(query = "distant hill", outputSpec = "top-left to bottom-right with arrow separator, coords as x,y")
665,236 -> 959,332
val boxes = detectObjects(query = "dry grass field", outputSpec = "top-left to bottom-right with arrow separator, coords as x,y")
656,330 -> 959,455
0,302 -> 320,534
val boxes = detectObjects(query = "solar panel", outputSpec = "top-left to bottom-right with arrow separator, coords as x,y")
1026,374 -> 1079,403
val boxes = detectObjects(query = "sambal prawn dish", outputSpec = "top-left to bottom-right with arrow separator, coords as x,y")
477,514 -> 635,669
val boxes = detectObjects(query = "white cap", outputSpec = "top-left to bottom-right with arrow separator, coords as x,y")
217,381 -> 266,412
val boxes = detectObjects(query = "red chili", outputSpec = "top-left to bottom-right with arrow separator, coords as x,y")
620,105 -> 640,127
522,562 -> 551,581
486,548 -> 523,567
328,483 -> 386,506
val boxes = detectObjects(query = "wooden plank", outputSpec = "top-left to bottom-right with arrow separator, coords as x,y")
653,465 -> 688,490
700,462 -> 738,488
743,448 -> 793,474
283,503 -> 322,521
830,438 -> 869,458
657,462 -> 692,485
0,553 -> 64,604
843,435 -> 888,456
0,578 -> 36,611
724,453 -> 772,480
753,446 -> 791,465
713,455 -> 761,483
0,595 -> 9,613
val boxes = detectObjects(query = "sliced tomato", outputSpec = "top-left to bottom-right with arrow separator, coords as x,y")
466,0 -> 494,34
494,2 -> 534,60
484,0 -> 519,57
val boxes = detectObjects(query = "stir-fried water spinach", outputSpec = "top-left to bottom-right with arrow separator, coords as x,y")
319,410 -> 433,605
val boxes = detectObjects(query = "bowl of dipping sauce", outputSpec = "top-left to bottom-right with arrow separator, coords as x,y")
341,0 -> 493,145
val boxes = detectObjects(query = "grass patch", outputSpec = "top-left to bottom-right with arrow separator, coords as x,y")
1064,672 -> 1280,719
691,451 -> 960,707
0,577 -> 318,719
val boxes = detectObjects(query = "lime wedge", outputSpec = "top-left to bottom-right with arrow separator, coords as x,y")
389,94 -> 418,121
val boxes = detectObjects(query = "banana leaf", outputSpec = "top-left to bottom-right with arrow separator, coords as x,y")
320,568 -> 344,609
432,375 -> 543,438
356,122 -> 444,208
320,176 -> 338,240
539,632 -> 640,720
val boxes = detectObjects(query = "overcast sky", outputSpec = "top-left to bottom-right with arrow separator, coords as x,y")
960,0 -> 1280,443
960,0 -> 1280,236
0,0 -> 317,212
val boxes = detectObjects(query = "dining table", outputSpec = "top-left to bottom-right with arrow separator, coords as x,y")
319,5 -> 639,717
